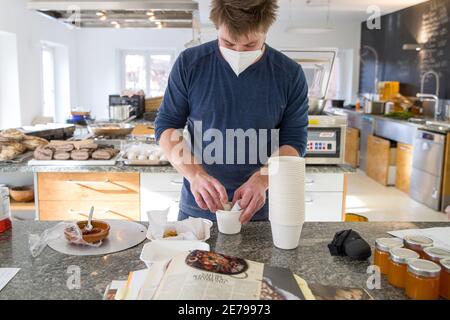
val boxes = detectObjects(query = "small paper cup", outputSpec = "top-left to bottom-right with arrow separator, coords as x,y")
270,222 -> 303,250
216,210 -> 242,235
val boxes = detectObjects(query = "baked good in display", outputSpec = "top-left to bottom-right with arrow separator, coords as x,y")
0,129 -> 25,141
185,250 -> 248,275
22,136 -> 49,150
33,146 -> 54,160
0,142 -> 27,160
70,150 -> 90,160
53,152 -> 71,160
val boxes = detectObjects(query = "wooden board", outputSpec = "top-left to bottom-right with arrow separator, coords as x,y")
344,127 -> 359,168
37,172 -> 140,202
38,200 -> 140,221
395,143 -> 413,193
366,135 -> 391,186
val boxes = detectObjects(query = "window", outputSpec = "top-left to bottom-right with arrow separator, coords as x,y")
41,46 -> 56,118
122,50 -> 174,97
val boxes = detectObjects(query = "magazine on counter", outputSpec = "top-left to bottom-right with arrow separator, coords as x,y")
308,283 -> 374,300
152,250 -> 305,300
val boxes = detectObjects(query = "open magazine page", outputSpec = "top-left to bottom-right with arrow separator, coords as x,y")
153,252 -> 264,300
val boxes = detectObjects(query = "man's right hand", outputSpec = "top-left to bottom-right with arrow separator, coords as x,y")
189,171 -> 228,213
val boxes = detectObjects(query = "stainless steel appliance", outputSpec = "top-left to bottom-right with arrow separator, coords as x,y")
410,129 -> 445,211
280,49 -> 336,115
305,116 -> 346,165
359,115 -> 375,172
109,95 -> 145,120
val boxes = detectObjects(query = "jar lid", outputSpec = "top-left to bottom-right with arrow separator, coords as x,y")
375,237 -> 403,252
390,248 -> 419,264
441,258 -> 450,272
404,235 -> 433,248
407,259 -> 441,277
423,247 -> 450,260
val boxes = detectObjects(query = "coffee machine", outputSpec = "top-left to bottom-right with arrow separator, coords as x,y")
109,95 -> 145,120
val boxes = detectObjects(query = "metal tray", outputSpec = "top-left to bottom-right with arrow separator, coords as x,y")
28,154 -> 120,166
0,151 -> 34,164
120,153 -> 169,166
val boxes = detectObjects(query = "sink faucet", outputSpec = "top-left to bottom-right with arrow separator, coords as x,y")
418,70 -> 440,120
416,93 -> 440,120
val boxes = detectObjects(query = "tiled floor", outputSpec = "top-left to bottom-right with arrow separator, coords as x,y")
346,170 -> 449,222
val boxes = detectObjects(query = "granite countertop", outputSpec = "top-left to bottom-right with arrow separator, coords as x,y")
1,220 -> 448,300
0,162 -> 356,174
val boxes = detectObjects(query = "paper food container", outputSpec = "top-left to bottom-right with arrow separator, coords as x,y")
140,240 -> 210,268
146,218 -> 213,242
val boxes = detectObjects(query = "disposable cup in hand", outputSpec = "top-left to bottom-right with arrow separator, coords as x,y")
216,210 -> 242,235
270,222 -> 303,250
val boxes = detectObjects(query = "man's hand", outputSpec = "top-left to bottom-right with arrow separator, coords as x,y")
189,171 -> 228,213
232,170 -> 268,224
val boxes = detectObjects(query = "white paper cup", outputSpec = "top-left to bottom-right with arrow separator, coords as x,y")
216,210 -> 242,235
270,222 -> 303,250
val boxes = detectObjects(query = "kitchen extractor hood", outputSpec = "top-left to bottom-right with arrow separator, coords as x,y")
27,0 -> 198,28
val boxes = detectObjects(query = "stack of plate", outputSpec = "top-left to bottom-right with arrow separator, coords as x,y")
268,156 -> 306,250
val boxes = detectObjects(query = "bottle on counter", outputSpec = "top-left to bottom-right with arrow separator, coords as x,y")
387,248 -> 419,289
403,235 -> 433,259
374,237 -> 404,274
440,258 -> 450,300
0,184 -> 12,233
405,259 -> 441,300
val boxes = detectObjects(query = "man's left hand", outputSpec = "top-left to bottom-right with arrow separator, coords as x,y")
232,170 -> 268,224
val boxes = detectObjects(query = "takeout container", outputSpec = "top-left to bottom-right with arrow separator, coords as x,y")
9,185 -> 34,202
146,218 -> 213,242
216,210 -> 242,235
140,240 -> 210,268
64,220 -> 110,244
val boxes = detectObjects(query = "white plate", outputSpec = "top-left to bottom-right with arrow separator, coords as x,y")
140,240 -> 210,268
48,220 -> 147,256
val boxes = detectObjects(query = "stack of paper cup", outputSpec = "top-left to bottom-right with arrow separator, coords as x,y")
268,156 -> 305,250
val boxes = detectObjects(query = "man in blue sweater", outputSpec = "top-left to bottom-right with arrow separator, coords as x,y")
155,0 -> 308,224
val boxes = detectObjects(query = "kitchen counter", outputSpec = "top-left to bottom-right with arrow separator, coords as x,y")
0,162 -> 356,174
0,220 -> 447,300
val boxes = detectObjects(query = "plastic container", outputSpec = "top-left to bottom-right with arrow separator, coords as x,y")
405,259 -> 441,300
216,210 -> 242,235
387,248 -> 419,288
270,223 -> 303,250
440,258 -> 450,300
403,235 -> 433,259
140,240 -> 210,268
374,237 -> 404,274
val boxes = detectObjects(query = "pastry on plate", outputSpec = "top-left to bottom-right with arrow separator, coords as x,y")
22,136 -> 49,150
33,145 -> 54,160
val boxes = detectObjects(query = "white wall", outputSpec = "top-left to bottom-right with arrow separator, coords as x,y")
75,28 -> 192,120
0,0 -> 77,126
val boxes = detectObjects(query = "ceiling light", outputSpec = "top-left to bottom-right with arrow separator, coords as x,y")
115,24 -> 121,29
111,21 -> 118,25
100,15 -> 107,21
96,11 -> 104,16
146,11 -> 154,16
149,16 -> 155,21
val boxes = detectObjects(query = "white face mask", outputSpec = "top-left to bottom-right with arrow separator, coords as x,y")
219,46 -> 263,76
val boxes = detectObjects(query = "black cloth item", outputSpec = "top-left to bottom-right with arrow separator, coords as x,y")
328,229 -> 372,261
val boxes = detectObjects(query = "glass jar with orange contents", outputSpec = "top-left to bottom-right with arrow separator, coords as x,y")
440,258 -> 450,300
405,259 -> 441,300
388,248 -> 419,289
403,235 -> 433,259
374,238 -> 403,274
423,247 -> 450,265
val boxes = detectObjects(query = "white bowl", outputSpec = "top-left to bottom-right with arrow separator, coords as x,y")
140,240 -> 210,268
146,218 -> 213,241
216,210 -> 242,235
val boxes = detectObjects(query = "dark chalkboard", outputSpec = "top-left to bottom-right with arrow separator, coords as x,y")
359,0 -> 450,99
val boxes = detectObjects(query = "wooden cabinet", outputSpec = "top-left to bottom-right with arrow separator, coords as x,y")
344,127 -> 360,167
37,172 -> 140,221
366,135 -> 396,186
396,143 -> 413,193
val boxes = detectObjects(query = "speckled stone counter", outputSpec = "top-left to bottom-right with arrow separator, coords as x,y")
0,163 -> 356,174
0,220 -> 447,300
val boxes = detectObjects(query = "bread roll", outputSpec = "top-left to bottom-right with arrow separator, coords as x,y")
0,129 -> 25,141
